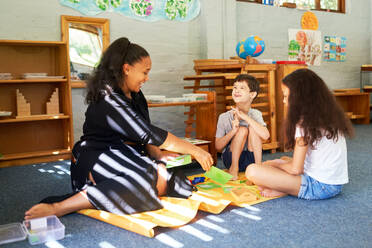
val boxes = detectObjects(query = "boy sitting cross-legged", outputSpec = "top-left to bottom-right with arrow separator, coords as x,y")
215,74 -> 270,180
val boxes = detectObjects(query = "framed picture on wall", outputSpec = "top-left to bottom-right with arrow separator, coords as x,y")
323,36 -> 346,62
288,29 -> 322,66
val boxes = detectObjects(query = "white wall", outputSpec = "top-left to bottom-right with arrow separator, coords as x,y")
235,0 -> 371,89
0,0 -> 371,141
0,0 -> 201,140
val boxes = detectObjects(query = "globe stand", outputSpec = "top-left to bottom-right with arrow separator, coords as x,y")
245,56 -> 259,64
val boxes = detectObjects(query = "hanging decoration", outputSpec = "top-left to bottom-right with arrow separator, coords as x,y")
60,0 -> 200,22
301,11 -> 318,30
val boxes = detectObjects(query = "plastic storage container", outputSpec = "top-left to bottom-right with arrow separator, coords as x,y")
0,215 -> 65,245
0,223 -> 27,245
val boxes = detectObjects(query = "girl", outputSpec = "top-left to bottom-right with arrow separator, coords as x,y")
25,37 -> 213,219
245,68 -> 354,199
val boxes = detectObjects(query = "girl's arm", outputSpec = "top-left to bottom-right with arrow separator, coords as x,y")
276,137 -> 307,175
159,132 -> 213,171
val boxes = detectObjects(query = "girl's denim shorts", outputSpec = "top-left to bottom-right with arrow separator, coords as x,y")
298,174 -> 343,200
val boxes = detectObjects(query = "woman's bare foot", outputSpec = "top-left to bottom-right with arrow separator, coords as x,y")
260,188 -> 286,198
24,203 -> 58,220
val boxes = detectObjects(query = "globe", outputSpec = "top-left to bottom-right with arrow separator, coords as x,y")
236,35 -> 265,59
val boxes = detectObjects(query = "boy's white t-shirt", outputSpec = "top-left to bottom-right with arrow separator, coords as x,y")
295,127 -> 349,185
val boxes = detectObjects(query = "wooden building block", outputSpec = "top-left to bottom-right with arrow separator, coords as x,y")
46,88 -> 60,115
16,89 -> 31,117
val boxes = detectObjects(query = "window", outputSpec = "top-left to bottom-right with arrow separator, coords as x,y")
237,0 -> 345,13
69,25 -> 102,68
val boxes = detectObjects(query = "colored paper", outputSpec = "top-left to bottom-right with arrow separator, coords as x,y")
204,166 -> 233,185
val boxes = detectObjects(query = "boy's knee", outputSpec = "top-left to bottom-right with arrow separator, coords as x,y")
248,126 -> 258,136
236,126 -> 248,137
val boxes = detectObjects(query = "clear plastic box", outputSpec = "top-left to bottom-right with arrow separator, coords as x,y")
0,215 -> 65,245
0,223 -> 27,245
23,215 -> 65,245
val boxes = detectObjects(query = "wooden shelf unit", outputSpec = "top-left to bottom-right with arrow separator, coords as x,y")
148,91 -> 217,163
183,60 -> 279,153
333,91 -> 370,124
0,39 -> 73,167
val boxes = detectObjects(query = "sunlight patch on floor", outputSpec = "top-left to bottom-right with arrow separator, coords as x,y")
54,165 -> 71,175
179,225 -> 213,241
155,233 -> 184,248
206,215 -> 225,223
231,209 -> 262,221
243,205 -> 261,212
45,240 -> 65,248
195,219 -> 230,234
99,241 -> 117,248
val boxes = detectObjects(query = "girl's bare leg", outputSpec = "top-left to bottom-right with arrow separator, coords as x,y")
245,163 -> 301,197
24,191 -> 94,220
247,126 -> 262,164
229,127 -> 248,180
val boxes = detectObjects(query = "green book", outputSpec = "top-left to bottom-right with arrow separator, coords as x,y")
204,166 -> 232,185
166,154 -> 192,169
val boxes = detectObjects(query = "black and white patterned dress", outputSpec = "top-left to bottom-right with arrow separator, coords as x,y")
71,89 -> 169,215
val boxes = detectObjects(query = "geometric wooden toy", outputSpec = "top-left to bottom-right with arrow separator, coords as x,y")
46,88 -> 60,115
16,89 -> 31,117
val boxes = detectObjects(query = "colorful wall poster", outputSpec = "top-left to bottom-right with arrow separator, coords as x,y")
60,0 -> 200,22
323,36 -> 346,62
288,29 -> 322,66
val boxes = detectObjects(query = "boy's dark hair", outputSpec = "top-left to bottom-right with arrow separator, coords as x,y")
233,74 -> 260,99
282,68 -> 354,150
85,37 -> 149,104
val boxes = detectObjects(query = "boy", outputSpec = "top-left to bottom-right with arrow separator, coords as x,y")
215,74 -> 270,180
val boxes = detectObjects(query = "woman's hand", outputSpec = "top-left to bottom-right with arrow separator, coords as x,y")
193,147 -> 213,171
159,132 -> 214,171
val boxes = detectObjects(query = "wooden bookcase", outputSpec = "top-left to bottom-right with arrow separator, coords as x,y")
333,90 -> 370,124
0,40 -> 73,167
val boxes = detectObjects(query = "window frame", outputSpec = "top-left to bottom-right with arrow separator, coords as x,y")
236,0 -> 345,13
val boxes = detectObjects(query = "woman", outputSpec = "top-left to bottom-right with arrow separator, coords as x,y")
25,37 -> 213,219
